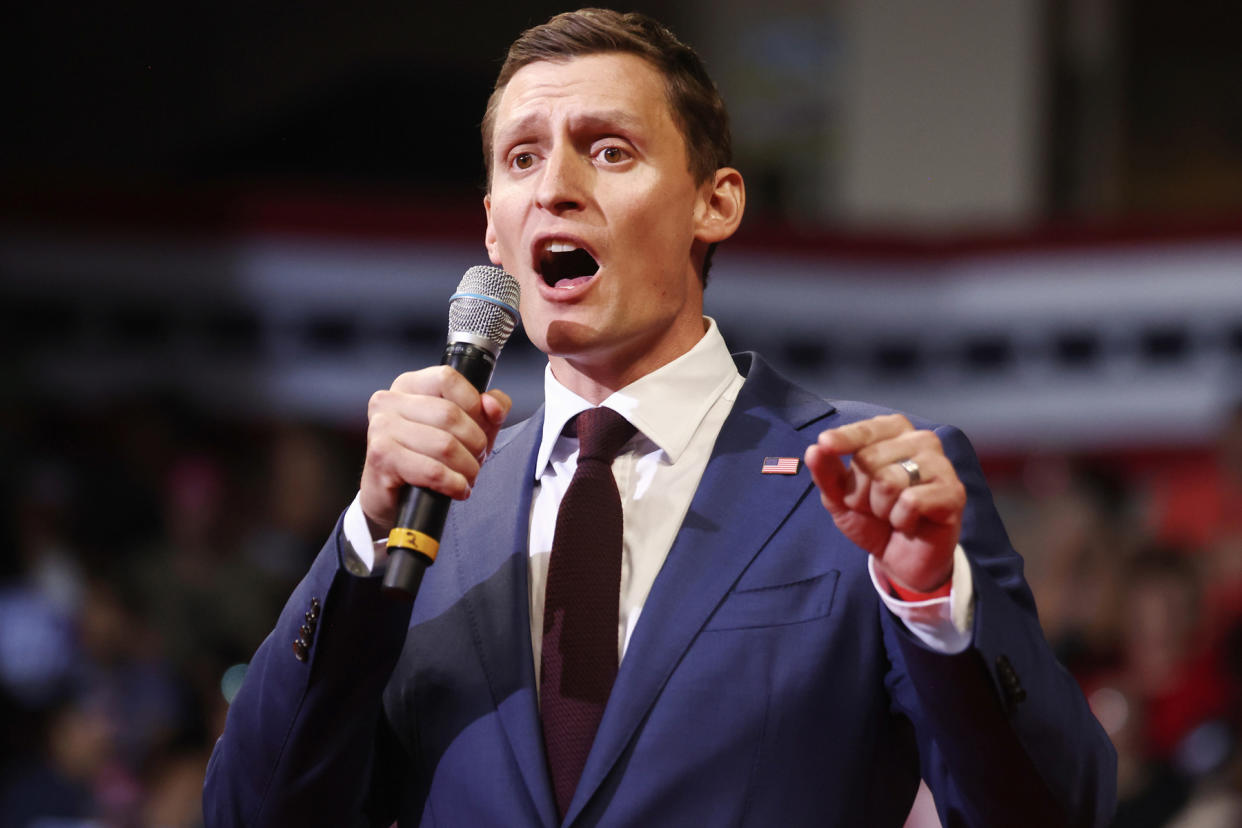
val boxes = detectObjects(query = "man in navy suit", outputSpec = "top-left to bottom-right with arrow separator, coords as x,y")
204,9 -> 1115,826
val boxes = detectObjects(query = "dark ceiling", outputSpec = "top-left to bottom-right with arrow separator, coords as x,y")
4,2 -> 687,196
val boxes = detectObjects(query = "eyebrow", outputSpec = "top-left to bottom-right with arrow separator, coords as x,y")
494,109 -> 647,150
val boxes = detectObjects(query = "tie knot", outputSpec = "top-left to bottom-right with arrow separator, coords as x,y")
573,407 -> 636,463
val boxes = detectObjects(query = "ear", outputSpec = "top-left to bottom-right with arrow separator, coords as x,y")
483,194 -> 502,265
693,167 -> 745,245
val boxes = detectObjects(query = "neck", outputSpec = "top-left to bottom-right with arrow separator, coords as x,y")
548,319 -> 709,404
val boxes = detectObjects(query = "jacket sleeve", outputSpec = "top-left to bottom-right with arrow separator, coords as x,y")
202,512 -> 415,828
881,425 -> 1117,828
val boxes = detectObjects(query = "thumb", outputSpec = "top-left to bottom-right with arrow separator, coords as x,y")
481,389 -> 512,426
481,390 -> 513,457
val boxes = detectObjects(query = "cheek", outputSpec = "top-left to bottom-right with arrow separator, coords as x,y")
642,190 -> 697,250
518,305 -> 551,349
618,216 -> 683,277
488,198 -> 522,254
516,280 -> 543,316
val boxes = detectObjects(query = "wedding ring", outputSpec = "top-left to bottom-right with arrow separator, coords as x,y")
898,458 -> 921,486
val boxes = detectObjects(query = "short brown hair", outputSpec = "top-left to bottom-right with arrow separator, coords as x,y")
481,8 -> 732,188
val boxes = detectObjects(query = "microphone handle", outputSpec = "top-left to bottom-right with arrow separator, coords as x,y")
381,340 -> 498,599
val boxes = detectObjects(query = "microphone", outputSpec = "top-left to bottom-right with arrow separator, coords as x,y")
382,265 -> 521,599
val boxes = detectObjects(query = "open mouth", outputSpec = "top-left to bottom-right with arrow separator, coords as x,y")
538,242 -> 600,288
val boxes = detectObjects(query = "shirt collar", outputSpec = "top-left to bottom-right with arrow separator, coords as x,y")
534,317 -> 740,479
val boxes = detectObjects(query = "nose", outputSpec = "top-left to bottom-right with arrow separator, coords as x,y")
535,143 -> 586,214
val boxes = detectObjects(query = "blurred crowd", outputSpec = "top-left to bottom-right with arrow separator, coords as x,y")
0,397 -> 361,828
1,395 -> 1240,828
997,403 -> 1242,828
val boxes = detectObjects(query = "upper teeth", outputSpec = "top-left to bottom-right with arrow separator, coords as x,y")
544,241 -> 579,253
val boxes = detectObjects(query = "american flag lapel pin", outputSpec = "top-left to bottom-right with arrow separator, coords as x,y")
761,456 -> 800,475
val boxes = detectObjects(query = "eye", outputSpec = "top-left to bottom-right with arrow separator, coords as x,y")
597,146 -> 629,164
513,152 -> 534,170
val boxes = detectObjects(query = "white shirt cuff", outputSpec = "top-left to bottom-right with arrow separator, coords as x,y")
868,545 -> 974,655
342,493 -> 389,575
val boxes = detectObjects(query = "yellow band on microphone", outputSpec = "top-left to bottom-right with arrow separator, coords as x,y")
386,528 -> 440,562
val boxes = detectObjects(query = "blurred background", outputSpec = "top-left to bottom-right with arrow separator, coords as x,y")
3,1 -> 1241,826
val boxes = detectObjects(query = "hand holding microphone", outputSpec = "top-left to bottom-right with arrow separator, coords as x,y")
358,266 -> 520,599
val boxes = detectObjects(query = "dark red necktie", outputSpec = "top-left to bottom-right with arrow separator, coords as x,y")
540,407 -> 636,817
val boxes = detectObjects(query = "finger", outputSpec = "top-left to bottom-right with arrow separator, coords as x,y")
371,434 -> 473,501
889,475 -> 967,534
815,414 -> 913,456
840,465 -> 875,514
390,365 -> 488,423
360,434 -> 474,529
804,443 -> 852,509
837,441 -> 957,519
370,391 -> 491,461
850,429 -> 942,480
809,444 -> 890,519
362,423 -> 478,501
867,473 -> 904,522
854,448 -> 958,521
879,450 -> 957,494
388,421 -> 483,486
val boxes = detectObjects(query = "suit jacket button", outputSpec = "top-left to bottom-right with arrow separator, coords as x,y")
293,638 -> 309,662
300,623 -> 314,640
996,655 -> 1027,708
309,597 -> 322,618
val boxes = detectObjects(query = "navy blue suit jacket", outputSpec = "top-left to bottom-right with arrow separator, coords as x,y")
204,353 -> 1115,827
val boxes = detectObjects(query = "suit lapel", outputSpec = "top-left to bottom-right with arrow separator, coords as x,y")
451,408 -> 560,827
566,354 -> 837,824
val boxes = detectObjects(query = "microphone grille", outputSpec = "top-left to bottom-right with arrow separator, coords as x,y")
448,265 -> 521,350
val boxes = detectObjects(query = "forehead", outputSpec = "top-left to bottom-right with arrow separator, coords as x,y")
492,52 -> 676,140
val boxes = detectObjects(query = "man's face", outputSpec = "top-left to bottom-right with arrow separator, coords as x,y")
484,52 -> 719,388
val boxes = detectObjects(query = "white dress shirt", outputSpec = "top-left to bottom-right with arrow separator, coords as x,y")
528,319 -> 744,671
343,318 -> 973,668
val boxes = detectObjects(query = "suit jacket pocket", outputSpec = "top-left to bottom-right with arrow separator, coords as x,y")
704,569 -> 840,631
